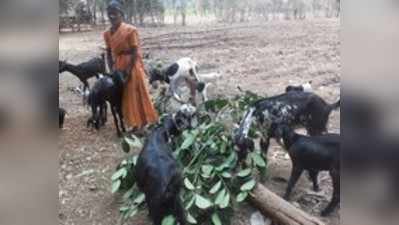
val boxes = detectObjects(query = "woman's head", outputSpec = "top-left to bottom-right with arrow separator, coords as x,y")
107,1 -> 124,27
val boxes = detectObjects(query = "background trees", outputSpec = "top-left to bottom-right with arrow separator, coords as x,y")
59,0 -> 340,30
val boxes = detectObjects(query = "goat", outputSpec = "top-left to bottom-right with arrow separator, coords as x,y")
59,54 -> 106,101
234,91 -> 340,158
135,104 -> 196,225
274,124 -> 340,216
59,107 -> 66,129
87,70 -> 126,137
148,57 -> 210,105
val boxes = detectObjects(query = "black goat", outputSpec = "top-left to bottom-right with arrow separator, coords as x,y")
275,124 -> 340,216
59,107 -> 66,129
135,104 -> 196,225
87,70 -> 126,136
234,91 -> 340,158
59,54 -> 106,95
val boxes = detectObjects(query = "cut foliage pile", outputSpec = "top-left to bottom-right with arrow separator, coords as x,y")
112,90 -> 269,225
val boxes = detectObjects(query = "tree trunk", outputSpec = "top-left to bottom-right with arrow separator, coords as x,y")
182,11 -> 186,26
94,0 -> 98,25
249,184 -> 326,225
139,13 -> 144,26
133,0 -> 138,25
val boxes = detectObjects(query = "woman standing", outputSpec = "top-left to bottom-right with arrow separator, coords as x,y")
104,1 -> 158,132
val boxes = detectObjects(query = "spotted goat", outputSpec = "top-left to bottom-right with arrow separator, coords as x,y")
234,90 -> 340,158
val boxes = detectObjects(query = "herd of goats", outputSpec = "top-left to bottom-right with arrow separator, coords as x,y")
59,53 -> 340,224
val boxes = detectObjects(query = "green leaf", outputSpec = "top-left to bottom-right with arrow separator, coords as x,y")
220,192 -> 230,209
237,168 -> 252,177
240,179 -> 256,191
184,178 -> 195,190
112,167 -> 127,181
122,188 -> 134,200
187,213 -> 197,224
185,195 -> 196,210
162,215 -> 176,225
215,189 -> 226,205
252,153 -> 266,167
129,208 -> 138,217
205,98 -> 229,111
132,155 -> 138,165
211,212 -> 222,225
195,194 -> 213,209
219,141 -> 227,154
226,152 -> 237,167
221,172 -> 232,178
180,132 -> 197,149
201,165 -> 213,176
133,193 -> 145,204
236,192 -> 248,202
209,180 -> 222,194
125,135 -> 143,149
120,206 -> 130,212
111,180 -> 121,193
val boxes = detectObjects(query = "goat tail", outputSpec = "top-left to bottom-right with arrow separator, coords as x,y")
330,99 -> 340,111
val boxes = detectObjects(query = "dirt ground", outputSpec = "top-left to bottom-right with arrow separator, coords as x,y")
59,19 -> 340,225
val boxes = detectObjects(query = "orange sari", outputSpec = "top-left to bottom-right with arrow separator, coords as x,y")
104,23 -> 158,128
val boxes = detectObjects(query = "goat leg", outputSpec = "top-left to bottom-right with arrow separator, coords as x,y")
260,136 -> 270,156
321,169 -> 340,216
201,83 -> 209,102
82,80 -> 90,104
117,106 -> 126,132
100,103 -> 107,126
284,165 -> 303,200
110,106 -> 122,137
101,103 -> 107,125
308,170 -> 320,192
185,78 -> 197,106
174,197 -> 187,225
89,101 -> 100,130
148,200 -> 163,225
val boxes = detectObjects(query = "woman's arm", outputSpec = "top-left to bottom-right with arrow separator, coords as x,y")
126,47 -> 137,81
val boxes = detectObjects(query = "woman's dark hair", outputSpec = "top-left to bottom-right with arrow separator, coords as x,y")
107,0 -> 124,16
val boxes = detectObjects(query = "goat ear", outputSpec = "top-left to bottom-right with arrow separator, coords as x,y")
175,112 -> 190,130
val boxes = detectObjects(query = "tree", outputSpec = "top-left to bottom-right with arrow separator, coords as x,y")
173,0 -> 187,26
59,0 -> 73,15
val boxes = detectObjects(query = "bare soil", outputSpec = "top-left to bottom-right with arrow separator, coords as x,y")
59,19 -> 340,225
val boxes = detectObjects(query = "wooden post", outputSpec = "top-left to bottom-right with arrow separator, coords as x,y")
249,184 -> 326,225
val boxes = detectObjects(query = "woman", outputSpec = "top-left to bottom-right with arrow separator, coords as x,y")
104,1 -> 158,132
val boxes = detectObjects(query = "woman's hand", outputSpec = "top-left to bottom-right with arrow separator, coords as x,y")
125,47 -> 137,81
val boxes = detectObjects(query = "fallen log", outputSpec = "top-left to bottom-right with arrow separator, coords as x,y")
249,184 -> 326,225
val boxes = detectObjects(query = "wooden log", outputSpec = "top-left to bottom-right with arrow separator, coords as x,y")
249,184 -> 326,225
